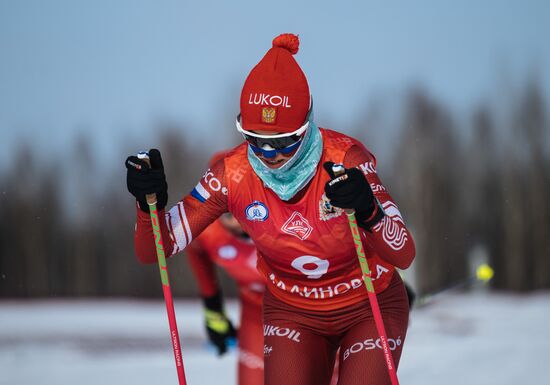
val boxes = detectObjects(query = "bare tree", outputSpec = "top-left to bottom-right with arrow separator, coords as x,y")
393,89 -> 468,294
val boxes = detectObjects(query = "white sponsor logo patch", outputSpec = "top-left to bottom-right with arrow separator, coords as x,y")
342,336 -> 402,361
281,212 -> 313,240
245,201 -> 269,222
202,169 -> 223,192
263,325 -> 301,342
359,161 -> 376,175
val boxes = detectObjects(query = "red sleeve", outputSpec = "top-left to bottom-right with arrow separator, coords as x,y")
344,144 -> 416,269
134,158 -> 229,264
186,238 -> 220,298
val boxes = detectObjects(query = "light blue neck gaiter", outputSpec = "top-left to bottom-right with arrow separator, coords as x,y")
247,118 -> 323,201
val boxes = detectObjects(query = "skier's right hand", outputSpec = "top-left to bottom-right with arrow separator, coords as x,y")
125,149 -> 168,213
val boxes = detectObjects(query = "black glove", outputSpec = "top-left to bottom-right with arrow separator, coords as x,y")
323,161 -> 384,228
203,292 -> 237,356
125,149 -> 168,212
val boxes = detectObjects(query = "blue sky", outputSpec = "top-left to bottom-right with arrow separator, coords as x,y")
1,0 -> 549,170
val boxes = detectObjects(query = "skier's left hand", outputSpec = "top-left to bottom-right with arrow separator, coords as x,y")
202,292 -> 237,356
323,161 -> 383,227
125,149 -> 168,213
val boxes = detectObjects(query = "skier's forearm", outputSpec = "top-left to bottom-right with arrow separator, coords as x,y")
342,144 -> 416,269
365,227 -> 415,269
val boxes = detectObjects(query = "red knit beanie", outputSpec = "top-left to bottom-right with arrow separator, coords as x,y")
240,33 -> 310,134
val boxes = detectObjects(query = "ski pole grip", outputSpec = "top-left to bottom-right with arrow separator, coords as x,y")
331,163 -> 345,177
331,164 -> 355,215
137,151 -> 158,206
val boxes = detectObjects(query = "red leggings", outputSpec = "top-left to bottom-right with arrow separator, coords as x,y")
237,293 -> 339,385
262,273 -> 409,385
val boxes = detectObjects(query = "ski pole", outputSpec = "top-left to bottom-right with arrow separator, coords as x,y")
332,164 -> 400,385
415,263 -> 494,308
140,153 -> 187,385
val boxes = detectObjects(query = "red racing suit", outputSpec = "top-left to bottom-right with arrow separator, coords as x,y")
134,128 -> 415,384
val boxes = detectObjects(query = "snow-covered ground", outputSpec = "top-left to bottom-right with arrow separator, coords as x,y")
1,292 -> 549,385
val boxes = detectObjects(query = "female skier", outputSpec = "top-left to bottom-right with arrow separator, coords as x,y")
126,33 -> 415,385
